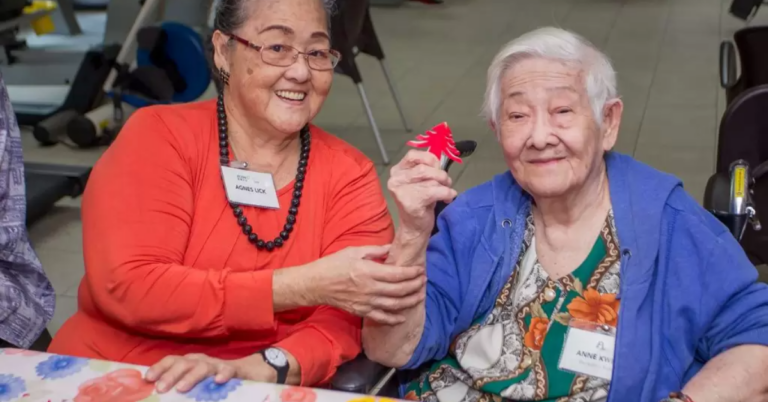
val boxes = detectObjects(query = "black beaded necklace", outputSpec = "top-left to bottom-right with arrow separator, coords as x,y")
217,93 -> 310,252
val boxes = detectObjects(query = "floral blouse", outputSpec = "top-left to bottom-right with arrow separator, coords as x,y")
404,212 -> 621,402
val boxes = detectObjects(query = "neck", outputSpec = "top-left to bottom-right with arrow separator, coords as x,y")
222,93 -> 301,175
532,161 -> 611,230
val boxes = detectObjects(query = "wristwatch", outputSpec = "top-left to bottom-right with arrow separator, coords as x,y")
260,347 -> 289,384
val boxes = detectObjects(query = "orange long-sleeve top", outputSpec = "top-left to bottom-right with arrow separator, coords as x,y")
48,99 -> 394,386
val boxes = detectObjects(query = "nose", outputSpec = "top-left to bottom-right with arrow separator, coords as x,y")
284,55 -> 311,83
529,111 -> 553,149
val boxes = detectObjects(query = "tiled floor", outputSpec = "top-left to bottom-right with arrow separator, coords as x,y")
16,0 -> 768,335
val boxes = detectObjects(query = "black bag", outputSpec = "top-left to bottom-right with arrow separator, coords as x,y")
730,0 -> 763,20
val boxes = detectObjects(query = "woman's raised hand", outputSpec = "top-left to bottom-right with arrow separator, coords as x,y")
388,150 -> 458,236
309,245 -> 426,325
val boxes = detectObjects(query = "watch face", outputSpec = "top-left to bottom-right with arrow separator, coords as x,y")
265,348 -> 287,367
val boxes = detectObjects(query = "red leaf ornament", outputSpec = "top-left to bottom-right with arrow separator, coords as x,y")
407,122 -> 463,165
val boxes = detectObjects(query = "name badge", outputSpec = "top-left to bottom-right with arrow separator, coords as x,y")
558,320 -> 616,381
220,166 -> 280,209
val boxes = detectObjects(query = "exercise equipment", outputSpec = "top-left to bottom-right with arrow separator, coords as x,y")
65,20 -> 211,148
27,0 -> 169,146
1,1 -> 124,128
24,162 -> 91,226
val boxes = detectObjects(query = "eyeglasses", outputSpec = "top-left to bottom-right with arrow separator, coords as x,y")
229,34 -> 341,71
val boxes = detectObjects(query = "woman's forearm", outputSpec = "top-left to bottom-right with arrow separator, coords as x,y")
272,264 -> 318,311
683,345 -> 768,402
363,228 -> 430,367
386,227 -> 431,266
363,302 -> 425,368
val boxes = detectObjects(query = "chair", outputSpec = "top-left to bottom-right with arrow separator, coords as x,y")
719,26 -> 768,106
332,140 -> 478,396
704,85 -> 768,263
331,0 -> 411,165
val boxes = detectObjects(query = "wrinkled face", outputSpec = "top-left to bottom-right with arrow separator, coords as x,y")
213,0 -> 333,135
496,57 -> 622,199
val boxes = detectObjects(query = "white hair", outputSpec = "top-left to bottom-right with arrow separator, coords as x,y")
481,27 -> 618,128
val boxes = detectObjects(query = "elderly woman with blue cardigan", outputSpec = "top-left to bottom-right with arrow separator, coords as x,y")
364,27 -> 768,402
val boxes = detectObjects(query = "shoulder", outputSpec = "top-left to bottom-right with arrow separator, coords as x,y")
111,100 -> 216,160
120,100 -> 215,144
437,172 -> 510,244
309,125 -> 376,172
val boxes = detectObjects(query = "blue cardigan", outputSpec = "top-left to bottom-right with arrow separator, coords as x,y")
402,152 -> 768,402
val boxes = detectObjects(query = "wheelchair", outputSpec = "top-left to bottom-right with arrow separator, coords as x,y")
704,84 -> 768,262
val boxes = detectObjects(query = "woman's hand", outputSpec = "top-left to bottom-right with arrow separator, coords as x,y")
388,150 -> 458,236
145,353 -> 274,394
307,245 -> 426,325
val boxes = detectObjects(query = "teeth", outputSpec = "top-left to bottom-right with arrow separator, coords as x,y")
276,90 -> 306,101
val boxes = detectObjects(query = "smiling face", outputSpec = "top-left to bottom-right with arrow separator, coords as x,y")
212,0 -> 333,135
496,57 -> 622,199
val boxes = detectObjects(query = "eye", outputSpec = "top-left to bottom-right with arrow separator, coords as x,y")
307,50 -> 329,59
267,44 -> 288,53
509,113 -> 526,121
556,108 -> 573,114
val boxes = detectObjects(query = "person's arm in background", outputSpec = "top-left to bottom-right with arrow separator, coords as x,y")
681,232 -> 768,402
0,71 -> 55,349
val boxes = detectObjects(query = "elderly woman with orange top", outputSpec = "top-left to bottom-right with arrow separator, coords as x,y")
364,27 -> 768,402
48,0 -> 427,394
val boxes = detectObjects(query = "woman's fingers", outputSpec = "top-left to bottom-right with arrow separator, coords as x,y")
145,356 -> 176,382
213,363 -> 237,384
368,263 -> 424,283
155,359 -> 196,393
373,275 -> 425,297
365,309 -> 406,325
175,363 -> 213,393
369,290 -> 426,311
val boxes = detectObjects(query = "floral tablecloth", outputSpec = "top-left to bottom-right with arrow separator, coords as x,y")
0,349 -> 402,402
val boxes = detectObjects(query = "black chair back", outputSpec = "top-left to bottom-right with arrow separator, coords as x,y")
716,84 -> 768,174
331,0 -> 385,83
735,27 -> 768,92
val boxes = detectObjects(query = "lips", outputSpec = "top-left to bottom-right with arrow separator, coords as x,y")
529,157 -> 564,164
276,90 -> 306,101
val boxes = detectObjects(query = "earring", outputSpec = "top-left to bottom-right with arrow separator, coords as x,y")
219,67 -> 230,86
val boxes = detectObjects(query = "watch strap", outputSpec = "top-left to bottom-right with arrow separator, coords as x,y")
260,349 -> 289,384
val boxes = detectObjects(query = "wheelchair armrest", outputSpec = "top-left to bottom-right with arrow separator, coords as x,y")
720,40 -> 737,89
331,353 -> 391,394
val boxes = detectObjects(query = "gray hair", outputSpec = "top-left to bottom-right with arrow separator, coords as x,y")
481,27 -> 618,128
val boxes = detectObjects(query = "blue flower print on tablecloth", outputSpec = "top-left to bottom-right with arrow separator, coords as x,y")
0,374 -> 26,402
35,355 -> 88,380
185,377 -> 242,402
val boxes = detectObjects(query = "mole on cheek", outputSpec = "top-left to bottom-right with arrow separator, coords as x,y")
247,67 -> 254,75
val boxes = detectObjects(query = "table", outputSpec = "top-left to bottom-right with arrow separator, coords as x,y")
0,348 -> 404,402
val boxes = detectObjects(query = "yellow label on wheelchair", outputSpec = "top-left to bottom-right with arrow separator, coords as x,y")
23,1 -> 58,36
734,166 -> 746,198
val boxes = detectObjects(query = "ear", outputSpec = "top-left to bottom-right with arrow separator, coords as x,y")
489,120 -> 499,141
212,30 -> 233,71
600,99 -> 623,152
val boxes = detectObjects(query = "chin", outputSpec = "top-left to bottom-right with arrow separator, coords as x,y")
270,117 -> 311,134
525,182 -> 571,199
